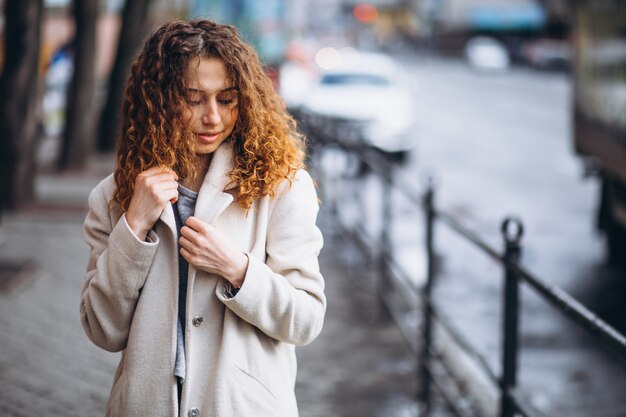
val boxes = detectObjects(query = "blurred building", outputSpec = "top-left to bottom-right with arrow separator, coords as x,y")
189,0 -> 290,66
403,0 -> 572,69
39,0 -> 183,78
413,0 -> 548,55
33,0 -> 190,139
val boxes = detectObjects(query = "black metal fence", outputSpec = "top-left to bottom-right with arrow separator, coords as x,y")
308,138 -> 626,417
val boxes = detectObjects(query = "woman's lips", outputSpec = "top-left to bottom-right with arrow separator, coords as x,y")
196,131 -> 221,144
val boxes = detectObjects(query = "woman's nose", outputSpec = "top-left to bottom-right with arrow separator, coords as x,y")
201,101 -> 220,125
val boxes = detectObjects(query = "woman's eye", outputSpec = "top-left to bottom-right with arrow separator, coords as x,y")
217,93 -> 237,105
185,95 -> 205,106
185,92 -> 237,106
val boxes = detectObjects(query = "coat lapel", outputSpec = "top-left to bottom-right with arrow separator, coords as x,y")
158,141 -> 236,233
194,141 -> 236,225
159,201 -> 177,237
185,142 -> 236,299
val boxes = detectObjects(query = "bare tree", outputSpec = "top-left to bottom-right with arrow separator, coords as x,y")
96,0 -> 153,152
58,0 -> 99,170
0,0 -> 43,211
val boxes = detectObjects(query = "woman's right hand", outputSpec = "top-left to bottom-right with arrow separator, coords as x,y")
125,167 -> 179,241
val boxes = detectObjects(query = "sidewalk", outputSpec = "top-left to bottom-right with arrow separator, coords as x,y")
0,168 -> 431,417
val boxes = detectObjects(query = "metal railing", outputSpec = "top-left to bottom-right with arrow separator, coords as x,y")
308,137 -> 626,417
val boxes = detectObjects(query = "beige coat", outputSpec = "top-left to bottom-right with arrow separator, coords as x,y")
80,142 -> 326,417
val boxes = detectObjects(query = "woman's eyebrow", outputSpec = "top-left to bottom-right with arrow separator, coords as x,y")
185,86 -> 238,94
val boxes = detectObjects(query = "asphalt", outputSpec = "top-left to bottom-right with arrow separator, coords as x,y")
0,162 -> 442,417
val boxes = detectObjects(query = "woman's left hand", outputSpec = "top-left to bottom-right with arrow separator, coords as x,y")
179,216 -> 248,288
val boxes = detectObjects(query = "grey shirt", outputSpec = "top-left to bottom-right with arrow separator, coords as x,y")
173,184 -> 198,383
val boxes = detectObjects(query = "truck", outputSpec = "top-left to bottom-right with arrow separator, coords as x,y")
571,0 -> 626,264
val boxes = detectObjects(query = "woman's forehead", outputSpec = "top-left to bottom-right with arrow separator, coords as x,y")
184,56 -> 234,92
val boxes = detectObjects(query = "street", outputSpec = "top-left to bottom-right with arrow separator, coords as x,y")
0,52 -> 624,417
319,52 -> 626,416
2,0 -> 622,415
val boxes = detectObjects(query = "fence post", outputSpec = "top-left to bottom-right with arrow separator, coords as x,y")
379,160 -> 393,320
499,217 -> 524,417
419,179 -> 436,413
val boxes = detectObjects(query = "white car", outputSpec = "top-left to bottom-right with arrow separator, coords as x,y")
299,50 -> 417,163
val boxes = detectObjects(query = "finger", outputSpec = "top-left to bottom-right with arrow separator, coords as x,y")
180,247 -> 192,262
160,166 -> 178,178
138,166 -> 178,179
164,187 -> 179,200
156,180 -> 179,192
186,216 -> 209,232
159,168 -> 179,180
151,181 -> 178,199
136,174 -> 177,190
180,225 -> 200,242
179,236 -> 193,250
155,166 -> 178,178
161,189 -> 179,205
145,172 -> 179,184
138,166 -> 165,176
180,248 -> 200,267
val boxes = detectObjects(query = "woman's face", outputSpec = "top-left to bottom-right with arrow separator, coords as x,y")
183,57 -> 239,156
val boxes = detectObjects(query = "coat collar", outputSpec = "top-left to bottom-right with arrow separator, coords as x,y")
194,141 -> 236,225
159,141 -> 236,232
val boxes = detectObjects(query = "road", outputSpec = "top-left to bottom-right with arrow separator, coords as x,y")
314,53 -> 626,417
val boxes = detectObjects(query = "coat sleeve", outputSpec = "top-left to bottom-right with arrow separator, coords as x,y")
216,169 -> 326,346
80,181 -> 160,352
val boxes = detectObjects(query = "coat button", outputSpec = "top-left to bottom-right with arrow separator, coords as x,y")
192,315 -> 203,327
188,408 -> 199,417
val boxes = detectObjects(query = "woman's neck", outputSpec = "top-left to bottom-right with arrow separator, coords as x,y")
182,153 -> 212,192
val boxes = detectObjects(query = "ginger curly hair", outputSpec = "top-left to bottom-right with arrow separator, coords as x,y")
113,19 -> 305,211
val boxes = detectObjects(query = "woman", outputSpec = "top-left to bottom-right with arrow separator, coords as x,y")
80,20 -> 326,417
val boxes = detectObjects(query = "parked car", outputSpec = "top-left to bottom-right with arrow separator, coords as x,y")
464,36 -> 511,71
299,50 -> 417,163
521,38 -> 571,70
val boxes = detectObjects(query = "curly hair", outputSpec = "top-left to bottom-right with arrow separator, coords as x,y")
113,19 -> 305,211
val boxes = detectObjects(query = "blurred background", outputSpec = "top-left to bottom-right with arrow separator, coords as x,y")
0,0 -> 625,416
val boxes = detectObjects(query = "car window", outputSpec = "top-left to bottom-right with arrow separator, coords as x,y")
319,73 -> 390,86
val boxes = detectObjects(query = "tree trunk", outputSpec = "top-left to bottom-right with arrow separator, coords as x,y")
0,0 -> 43,212
96,0 -> 153,152
58,0 -> 99,170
